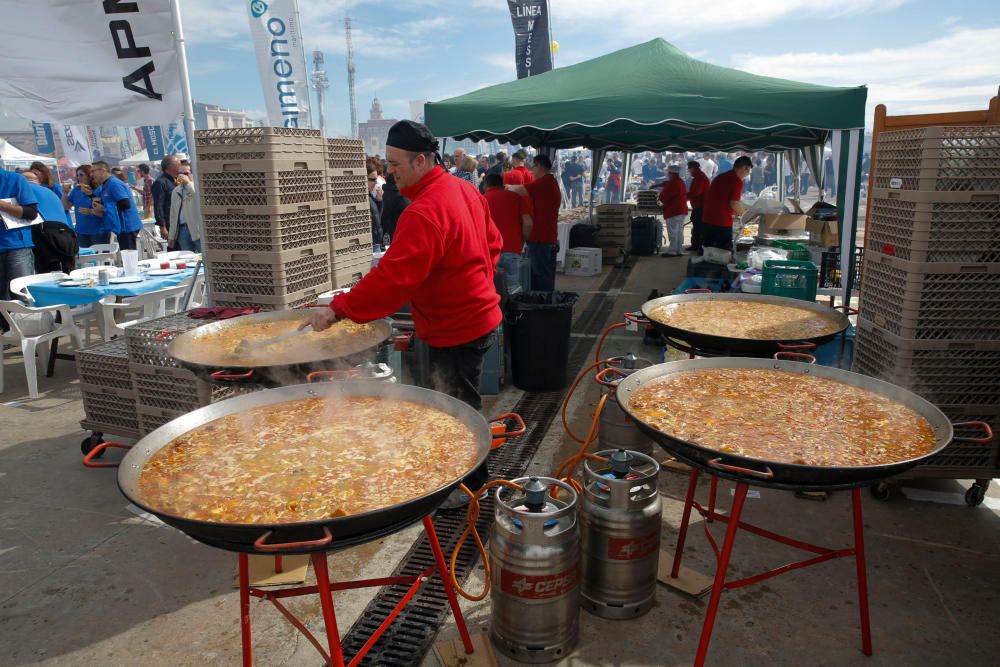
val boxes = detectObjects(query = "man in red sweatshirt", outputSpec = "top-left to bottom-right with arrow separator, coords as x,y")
307,121 -> 503,501
685,160 -> 710,253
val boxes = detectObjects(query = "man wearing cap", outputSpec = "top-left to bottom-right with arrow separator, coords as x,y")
654,165 -> 688,257
503,150 -> 534,186
306,120 -> 503,504
686,161 -> 710,253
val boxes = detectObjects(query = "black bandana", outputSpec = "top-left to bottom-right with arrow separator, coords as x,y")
386,120 -> 439,153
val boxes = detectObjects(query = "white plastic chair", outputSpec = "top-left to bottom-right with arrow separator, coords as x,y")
11,273 -> 100,345
0,300 -> 82,398
99,284 -> 188,341
89,243 -> 119,255
179,270 -> 206,309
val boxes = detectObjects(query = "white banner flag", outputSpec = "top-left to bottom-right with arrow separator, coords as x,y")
0,1 -> 182,126
59,126 -> 92,168
247,0 -> 312,128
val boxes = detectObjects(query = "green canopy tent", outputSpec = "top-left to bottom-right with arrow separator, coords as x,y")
425,38 -> 867,299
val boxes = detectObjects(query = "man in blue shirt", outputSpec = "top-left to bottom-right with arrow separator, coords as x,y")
0,170 -> 40,301
91,161 -> 142,250
717,153 -> 733,175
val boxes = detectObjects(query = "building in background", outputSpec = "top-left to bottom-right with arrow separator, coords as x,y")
193,103 -> 254,131
358,96 -> 397,157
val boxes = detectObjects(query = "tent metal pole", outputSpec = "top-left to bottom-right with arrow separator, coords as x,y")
170,0 -> 214,304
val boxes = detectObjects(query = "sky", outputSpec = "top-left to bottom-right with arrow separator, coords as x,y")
177,0 -> 1000,136
3,0 -> 997,136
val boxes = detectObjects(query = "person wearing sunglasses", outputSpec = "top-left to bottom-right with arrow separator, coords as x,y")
62,165 -> 108,247
367,165 -> 384,248
90,161 -> 142,251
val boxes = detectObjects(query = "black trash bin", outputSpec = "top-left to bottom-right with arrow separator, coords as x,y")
506,291 -> 579,391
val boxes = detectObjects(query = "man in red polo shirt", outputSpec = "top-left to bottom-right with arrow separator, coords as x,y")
503,150 -> 534,186
307,121 -> 503,503
701,155 -> 752,251
508,154 -> 560,291
484,173 -> 532,292
685,160 -> 710,253
655,164 -> 688,256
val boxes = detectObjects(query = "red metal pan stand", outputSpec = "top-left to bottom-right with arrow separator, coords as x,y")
667,468 -> 872,667
237,515 -> 474,667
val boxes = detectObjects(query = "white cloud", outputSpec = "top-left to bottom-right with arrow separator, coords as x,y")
548,0 -> 907,41
734,27 -> 1000,117
179,0 -> 247,43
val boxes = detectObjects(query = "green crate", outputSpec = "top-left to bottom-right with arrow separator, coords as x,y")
762,260 -> 818,301
771,240 -> 811,261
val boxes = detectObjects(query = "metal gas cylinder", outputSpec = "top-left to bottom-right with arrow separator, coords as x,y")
490,477 -> 580,664
580,449 -> 662,619
597,354 -> 655,456
352,361 -> 396,382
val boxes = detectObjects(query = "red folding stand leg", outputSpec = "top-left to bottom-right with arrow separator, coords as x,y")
424,515 -> 475,654
670,468 -> 700,578
239,553 -> 253,667
852,488 -> 873,656
312,552 -> 346,667
694,482 -> 749,667
707,476 -> 719,523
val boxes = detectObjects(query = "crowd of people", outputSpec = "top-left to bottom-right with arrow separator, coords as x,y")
0,155 -> 202,304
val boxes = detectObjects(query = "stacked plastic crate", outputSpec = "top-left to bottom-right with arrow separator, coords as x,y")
326,138 -> 373,289
125,313 -> 239,436
595,204 -> 633,264
77,339 -> 140,440
853,126 -> 1000,484
635,190 -> 661,213
196,128 -> 332,310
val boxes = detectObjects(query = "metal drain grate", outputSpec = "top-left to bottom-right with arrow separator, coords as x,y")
340,262 -> 636,665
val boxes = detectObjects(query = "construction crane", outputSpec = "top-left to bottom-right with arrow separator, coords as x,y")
311,50 -> 330,134
345,2 -> 358,139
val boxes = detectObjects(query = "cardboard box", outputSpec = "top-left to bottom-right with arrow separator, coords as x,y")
806,217 -> 839,247
760,213 -> 807,232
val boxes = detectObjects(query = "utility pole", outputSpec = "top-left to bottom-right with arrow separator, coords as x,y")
345,2 -> 358,138
311,50 -> 329,135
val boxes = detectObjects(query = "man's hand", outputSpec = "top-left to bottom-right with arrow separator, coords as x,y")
158,225 -> 169,240
303,308 -> 338,331
92,199 -> 105,216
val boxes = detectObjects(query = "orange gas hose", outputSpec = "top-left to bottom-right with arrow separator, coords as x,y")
594,322 -> 628,363
561,360 -> 615,444
553,393 -> 609,497
450,479 -> 525,601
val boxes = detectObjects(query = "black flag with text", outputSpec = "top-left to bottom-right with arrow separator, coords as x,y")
507,0 -> 552,79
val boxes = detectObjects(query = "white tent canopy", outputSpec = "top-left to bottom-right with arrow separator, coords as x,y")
0,137 -> 56,169
120,148 -> 150,167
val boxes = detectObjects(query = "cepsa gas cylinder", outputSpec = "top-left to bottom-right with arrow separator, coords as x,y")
597,354 -> 655,456
580,449 -> 662,619
490,477 -> 580,663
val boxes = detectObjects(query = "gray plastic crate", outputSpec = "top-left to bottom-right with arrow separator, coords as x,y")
858,251 -> 1000,340
902,404 -> 999,477
205,243 -> 332,296
81,383 -> 139,434
330,204 -> 373,240
852,317 -> 1000,406
125,311 -> 219,368
75,338 -> 132,391
195,127 -> 324,158
873,126 -> 1000,192
202,204 -> 330,253
327,174 -> 368,206
200,169 -> 326,209
867,189 -> 1000,263
212,284 -> 330,311
326,137 -> 366,171
129,363 -> 234,413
